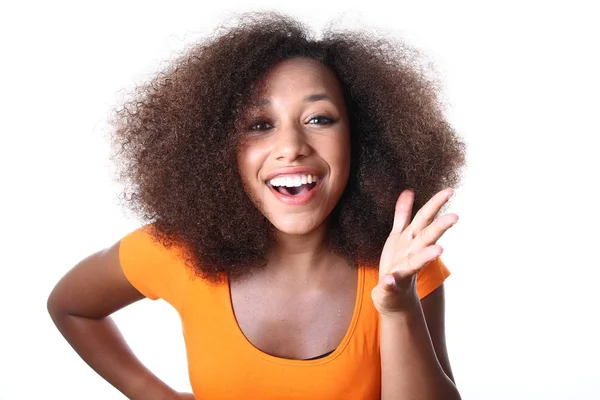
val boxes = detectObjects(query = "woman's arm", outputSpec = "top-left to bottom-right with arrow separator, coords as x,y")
47,240 -> 181,400
379,284 -> 460,400
374,188 -> 460,400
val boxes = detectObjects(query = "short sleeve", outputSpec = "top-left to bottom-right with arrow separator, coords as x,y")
118,224 -> 190,311
416,257 -> 450,299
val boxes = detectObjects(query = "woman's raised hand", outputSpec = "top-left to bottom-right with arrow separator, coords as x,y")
372,188 -> 458,314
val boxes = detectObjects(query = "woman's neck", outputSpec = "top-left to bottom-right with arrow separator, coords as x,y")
266,223 -> 342,281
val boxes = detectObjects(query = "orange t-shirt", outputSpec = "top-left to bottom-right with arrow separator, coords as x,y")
119,225 -> 450,399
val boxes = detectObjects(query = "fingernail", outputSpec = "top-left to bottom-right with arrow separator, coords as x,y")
447,189 -> 455,200
385,275 -> 395,287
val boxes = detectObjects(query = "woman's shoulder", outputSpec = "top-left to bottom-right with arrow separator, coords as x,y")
119,224 -> 195,309
120,224 -> 192,265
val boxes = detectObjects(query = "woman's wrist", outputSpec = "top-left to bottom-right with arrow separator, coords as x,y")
375,291 -> 422,319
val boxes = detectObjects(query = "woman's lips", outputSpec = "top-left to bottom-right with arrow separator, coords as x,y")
267,180 -> 322,206
264,166 -> 323,182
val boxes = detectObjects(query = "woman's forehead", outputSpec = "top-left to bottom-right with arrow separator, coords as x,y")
248,58 -> 343,107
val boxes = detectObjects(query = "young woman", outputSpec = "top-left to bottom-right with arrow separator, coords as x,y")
48,12 -> 466,400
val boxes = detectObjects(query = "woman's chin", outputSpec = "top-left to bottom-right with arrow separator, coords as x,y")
269,217 -> 323,237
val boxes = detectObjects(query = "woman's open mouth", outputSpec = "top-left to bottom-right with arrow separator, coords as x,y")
272,181 -> 317,196
266,174 -> 322,205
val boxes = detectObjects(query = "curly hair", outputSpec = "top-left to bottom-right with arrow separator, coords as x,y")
110,11 -> 466,283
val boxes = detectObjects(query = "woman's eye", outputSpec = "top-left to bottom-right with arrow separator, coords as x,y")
248,116 -> 333,131
249,122 -> 272,131
308,116 -> 334,125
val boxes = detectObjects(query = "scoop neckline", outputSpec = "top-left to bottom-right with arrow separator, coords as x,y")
224,264 -> 365,366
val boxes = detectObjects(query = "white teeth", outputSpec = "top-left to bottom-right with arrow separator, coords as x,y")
269,174 -> 319,187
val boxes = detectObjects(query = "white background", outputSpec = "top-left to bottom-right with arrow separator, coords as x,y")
1,0 -> 599,399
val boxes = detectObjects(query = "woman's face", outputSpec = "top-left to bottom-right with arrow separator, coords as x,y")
237,57 -> 351,236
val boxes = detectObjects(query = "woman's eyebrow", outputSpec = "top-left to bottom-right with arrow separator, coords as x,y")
303,93 -> 332,103
251,93 -> 333,108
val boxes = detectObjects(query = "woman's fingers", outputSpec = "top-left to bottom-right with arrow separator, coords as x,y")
391,189 -> 415,234
390,244 -> 444,279
384,188 -> 457,280
410,212 -> 458,252
408,188 -> 454,236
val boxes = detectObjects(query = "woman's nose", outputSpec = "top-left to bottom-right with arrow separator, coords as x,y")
273,122 -> 311,161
